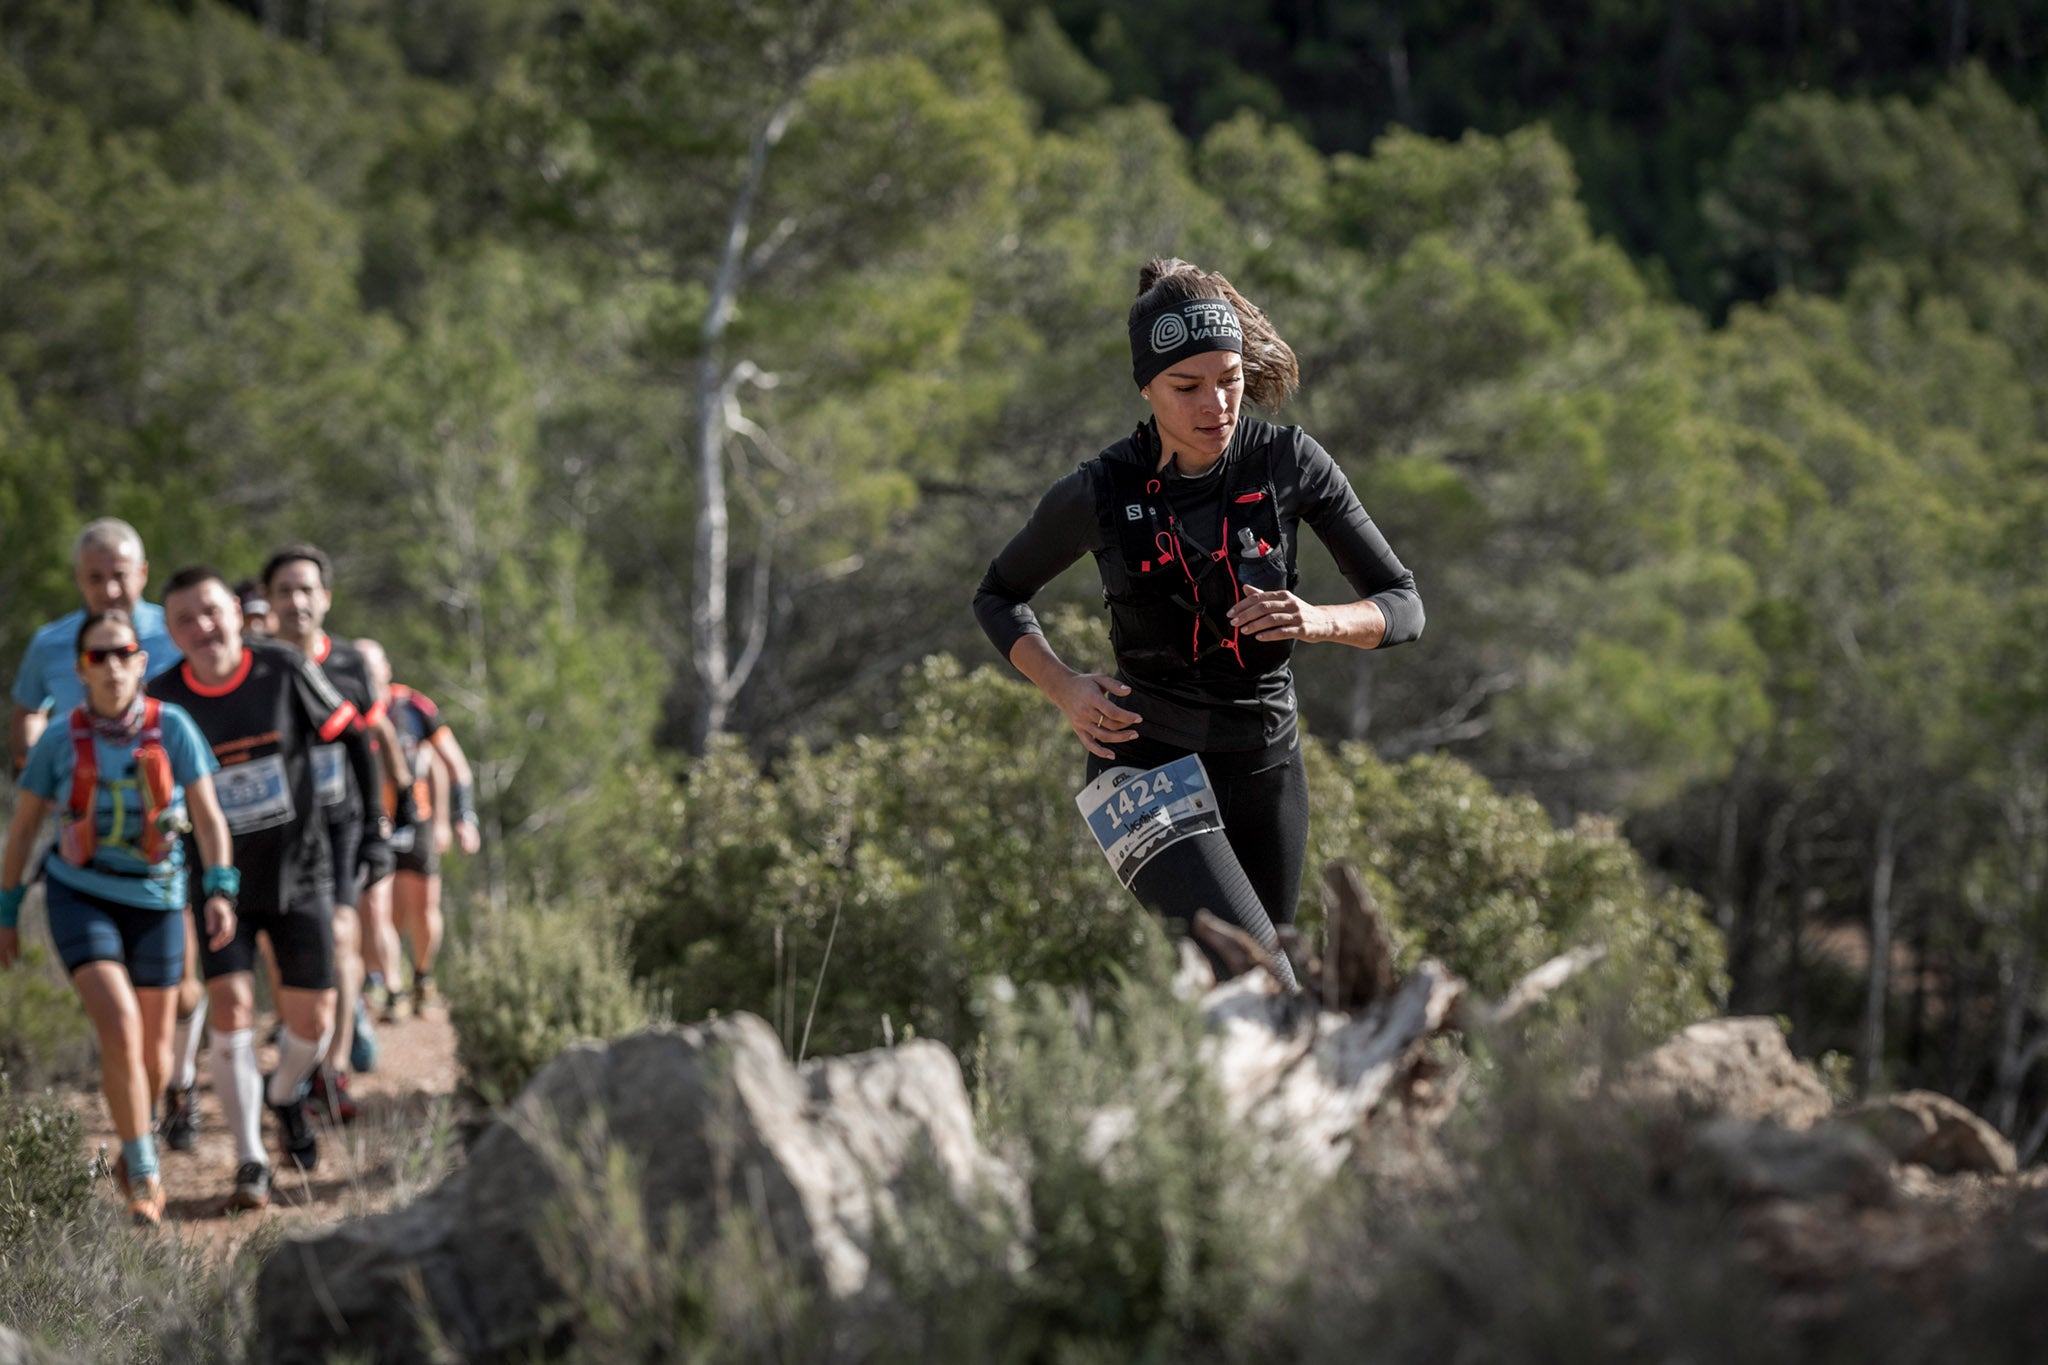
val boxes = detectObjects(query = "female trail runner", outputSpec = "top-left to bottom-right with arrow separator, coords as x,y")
0,609 -> 238,1225
973,258 -> 1424,987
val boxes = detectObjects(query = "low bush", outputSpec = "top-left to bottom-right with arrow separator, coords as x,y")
0,938 -> 96,1089
629,650 -> 1141,1060
629,653 -> 1727,1062
878,945 -> 1313,1363
444,902 -> 652,1104
0,1072 -> 91,1249
1312,742 -> 1726,1044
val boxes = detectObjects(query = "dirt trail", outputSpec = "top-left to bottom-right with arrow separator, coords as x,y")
68,999 -> 463,1264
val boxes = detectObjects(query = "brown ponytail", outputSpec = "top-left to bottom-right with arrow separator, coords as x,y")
1128,258 -> 1299,408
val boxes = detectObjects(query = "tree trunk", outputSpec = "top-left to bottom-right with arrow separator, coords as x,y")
1946,0 -> 1970,67
1733,797 -> 1793,1013
1384,21 -> 1414,128
1712,766 -> 1743,944
1859,796 -> 1901,1094
1906,913 -> 1930,1069
1346,650 -> 1374,742
1990,953 -> 2037,1133
687,98 -> 797,754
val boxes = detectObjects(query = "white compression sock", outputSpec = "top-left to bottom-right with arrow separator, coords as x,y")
209,1028 -> 265,1166
268,1027 -> 332,1107
172,995 -> 208,1091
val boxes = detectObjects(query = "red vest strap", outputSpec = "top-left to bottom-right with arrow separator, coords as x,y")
58,700 -> 178,867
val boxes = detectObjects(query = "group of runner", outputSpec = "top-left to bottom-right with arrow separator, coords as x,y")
0,520 -> 479,1224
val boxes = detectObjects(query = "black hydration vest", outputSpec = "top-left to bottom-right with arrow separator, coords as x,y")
1092,420 -> 1300,688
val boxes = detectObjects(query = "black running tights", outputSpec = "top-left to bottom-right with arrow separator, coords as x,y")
1085,737 -> 1307,989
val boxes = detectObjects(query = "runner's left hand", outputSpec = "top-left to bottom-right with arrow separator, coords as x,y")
1226,590 -> 1331,642
0,927 -> 17,970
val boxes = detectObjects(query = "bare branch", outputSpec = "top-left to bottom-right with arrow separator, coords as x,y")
1474,945 -> 1610,1027
1382,670 -> 1519,756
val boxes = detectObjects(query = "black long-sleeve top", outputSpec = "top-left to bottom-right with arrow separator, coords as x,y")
974,419 -> 1422,754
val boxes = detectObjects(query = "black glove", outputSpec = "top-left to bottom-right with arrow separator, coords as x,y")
394,786 -> 422,834
357,829 -> 396,888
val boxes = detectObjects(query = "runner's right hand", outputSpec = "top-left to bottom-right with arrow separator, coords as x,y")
1052,673 -> 1142,760
0,928 -> 17,970
202,895 -> 237,951
394,787 -> 422,832
357,832 -> 396,888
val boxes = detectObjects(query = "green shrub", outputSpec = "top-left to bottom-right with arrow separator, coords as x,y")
1269,1015 -> 1796,1365
0,939 -> 96,1089
631,654 -> 1725,1063
1311,743 -> 1726,1043
0,1161 -> 256,1362
0,1072 -> 92,1248
877,948 -> 1310,1363
629,649 -> 1142,1059
445,903 -> 651,1104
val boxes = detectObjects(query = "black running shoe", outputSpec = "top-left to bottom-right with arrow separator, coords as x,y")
159,1082 -> 200,1152
228,1160 -> 272,1210
266,1080 -> 320,1172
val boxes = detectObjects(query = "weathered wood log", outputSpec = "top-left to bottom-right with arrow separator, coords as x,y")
1320,860 -> 1397,1012
1199,958 -> 1465,1175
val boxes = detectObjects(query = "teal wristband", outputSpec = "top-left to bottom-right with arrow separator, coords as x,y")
0,885 -> 23,930
202,866 -> 241,899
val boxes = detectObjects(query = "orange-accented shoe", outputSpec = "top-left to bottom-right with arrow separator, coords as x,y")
127,1174 -> 166,1227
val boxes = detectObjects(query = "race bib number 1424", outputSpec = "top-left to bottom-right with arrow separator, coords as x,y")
1074,754 -> 1223,887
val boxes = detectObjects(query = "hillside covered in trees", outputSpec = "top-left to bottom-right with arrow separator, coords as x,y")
3,0 -> 2048,1159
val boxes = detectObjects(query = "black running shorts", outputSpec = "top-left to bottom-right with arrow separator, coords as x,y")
198,894 -> 336,991
393,826 -> 440,879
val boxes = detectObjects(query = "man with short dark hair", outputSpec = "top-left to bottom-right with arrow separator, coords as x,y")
149,567 -> 390,1209
261,544 -> 413,1117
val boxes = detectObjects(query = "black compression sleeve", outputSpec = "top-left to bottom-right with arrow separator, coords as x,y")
972,467 -> 1102,662
340,720 -> 382,831
1289,431 -> 1425,647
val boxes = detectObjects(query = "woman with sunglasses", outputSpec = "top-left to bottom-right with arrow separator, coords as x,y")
973,259 -> 1424,987
0,609 -> 238,1226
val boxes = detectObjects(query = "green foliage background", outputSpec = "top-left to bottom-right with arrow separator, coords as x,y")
1,0 -> 2045,1153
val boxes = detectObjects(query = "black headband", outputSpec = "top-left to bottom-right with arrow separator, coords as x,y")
1130,296 -> 1243,388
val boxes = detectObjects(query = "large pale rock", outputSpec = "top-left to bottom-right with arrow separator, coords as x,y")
1612,1018 -> 1833,1129
1838,1091 -> 2018,1176
256,1015 -> 1017,1364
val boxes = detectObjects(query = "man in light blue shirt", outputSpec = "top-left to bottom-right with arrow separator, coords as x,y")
10,519 -> 182,775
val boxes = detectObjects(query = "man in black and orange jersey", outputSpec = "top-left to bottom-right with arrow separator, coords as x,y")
261,544 -> 413,1119
356,640 -> 479,1019
149,567 -> 391,1210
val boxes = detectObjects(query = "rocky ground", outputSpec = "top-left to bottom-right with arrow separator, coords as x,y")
65,999 -> 462,1265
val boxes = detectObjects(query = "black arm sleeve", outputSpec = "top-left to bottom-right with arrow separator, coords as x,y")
972,467 -> 1104,663
339,718 -> 382,831
1288,431 -> 1425,647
